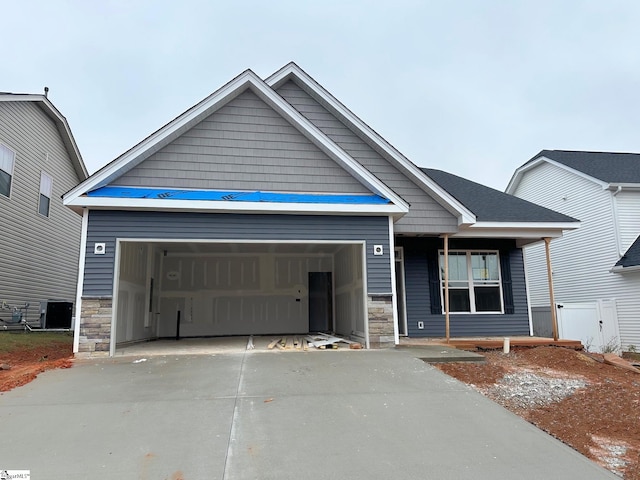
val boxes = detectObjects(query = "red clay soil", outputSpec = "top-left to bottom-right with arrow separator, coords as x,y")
436,346 -> 640,479
0,342 -> 73,392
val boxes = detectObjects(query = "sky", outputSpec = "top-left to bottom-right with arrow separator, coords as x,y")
3,0 -> 640,190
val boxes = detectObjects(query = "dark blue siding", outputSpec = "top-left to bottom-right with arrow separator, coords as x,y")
84,210 -> 391,297
398,237 -> 530,337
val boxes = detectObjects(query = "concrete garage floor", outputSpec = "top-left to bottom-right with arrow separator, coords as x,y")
1,350 -> 616,479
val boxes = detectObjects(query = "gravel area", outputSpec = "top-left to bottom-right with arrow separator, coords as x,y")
481,370 -> 588,409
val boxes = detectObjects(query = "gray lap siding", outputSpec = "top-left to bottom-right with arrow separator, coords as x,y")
83,210 -> 391,297
397,237 -> 530,337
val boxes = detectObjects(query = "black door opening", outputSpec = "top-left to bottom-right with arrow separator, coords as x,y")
309,272 -> 333,332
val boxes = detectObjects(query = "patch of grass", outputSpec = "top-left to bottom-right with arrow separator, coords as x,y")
0,332 -> 73,354
623,351 -> 640,362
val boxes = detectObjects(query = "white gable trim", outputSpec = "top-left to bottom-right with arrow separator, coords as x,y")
266,63 -> 476,226
506,156 -> 609,194
66,195 -> 406,216
63,71 -> 408,214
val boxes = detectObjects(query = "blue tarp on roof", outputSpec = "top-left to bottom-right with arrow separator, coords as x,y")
87,186 -> 391,205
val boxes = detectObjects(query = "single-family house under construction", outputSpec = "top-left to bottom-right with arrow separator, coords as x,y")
0,93 -> 88,326
64,64 -> 578,356
507,150 -> 640,351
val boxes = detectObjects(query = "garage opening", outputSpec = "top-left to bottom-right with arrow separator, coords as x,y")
113,241 -> 366,353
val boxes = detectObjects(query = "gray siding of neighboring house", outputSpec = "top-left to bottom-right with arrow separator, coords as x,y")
112,90 -> 370,195
397,237 -> 530,337
276,80 -> 458,234
83,211 -> 391,297
0,102 -> 83,317
531,306 -> 553,337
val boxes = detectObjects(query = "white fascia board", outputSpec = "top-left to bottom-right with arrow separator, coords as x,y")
606,183 -> 640,191
65,195 -> 405,216
265,64 -> 475,225
467,221 -> 580,230
507,156 -> 608,194
452,229 -> 567,240
611,265 -> 640,273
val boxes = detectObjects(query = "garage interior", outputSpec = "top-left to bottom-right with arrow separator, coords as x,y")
113,241 -> 367,353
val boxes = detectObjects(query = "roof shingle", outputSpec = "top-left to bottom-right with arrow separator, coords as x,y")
615,236 -> 640,269
531,150 -> 640,184
421,168 -> 577,223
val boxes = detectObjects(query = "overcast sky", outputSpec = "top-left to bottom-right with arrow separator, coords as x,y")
3,1 -> 640,190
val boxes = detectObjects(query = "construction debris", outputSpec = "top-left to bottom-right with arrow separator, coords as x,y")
266,333 -> 362,351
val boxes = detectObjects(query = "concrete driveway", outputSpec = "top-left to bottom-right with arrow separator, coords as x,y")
1,349 -> 616,479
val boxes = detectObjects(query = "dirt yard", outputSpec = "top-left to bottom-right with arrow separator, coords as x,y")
436,346 -> 640,479
0,332 -> 73,392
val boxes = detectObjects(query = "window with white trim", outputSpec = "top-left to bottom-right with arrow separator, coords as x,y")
38,172 -> 53,217
0,143 -> 15,198
439,250 -> 503,313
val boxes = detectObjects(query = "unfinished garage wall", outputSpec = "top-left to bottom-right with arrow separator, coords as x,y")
157,253 -> 332,337
334,245 -> 365,342
115,243 -> 151,344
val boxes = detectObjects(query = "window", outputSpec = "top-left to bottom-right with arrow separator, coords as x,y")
439,251 -> 503,313
38,172 -> 53,217
0,143 -> 15,198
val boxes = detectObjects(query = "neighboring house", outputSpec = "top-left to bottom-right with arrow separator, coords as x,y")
63,63 -> 577,356
507,150 -> 640,351
0,93 -> 88,325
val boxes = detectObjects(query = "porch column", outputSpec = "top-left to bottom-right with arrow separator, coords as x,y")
444,234 -> 450,343
544,237 -> 559,341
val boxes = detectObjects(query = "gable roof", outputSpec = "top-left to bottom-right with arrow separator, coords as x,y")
63,69 -> 409,216
422,168 -> 577,223
0,93 -> 88,180
507,149 -> 640,193
613,235 -> 640,271
266,63 -> 476,226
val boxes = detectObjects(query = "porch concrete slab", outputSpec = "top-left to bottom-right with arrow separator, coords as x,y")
395,344 -> 486,363
0,350 -> 616,479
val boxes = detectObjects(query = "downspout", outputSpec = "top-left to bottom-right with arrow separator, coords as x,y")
611,186 -> 624,257
388,216 -> 400,346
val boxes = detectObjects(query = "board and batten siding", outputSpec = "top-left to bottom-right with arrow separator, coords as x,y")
276,80 -> 458,234
0,102 -> 83,315
513,161 -> 640,349
112,90 -> 370,195
397,237 -> 530,337
83,211 -> 391,297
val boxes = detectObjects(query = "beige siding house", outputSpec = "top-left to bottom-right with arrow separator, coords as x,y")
0,93 -> 88,326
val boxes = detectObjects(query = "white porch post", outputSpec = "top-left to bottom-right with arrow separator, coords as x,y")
73,209 -> 89,354
444,233 -> 450,343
